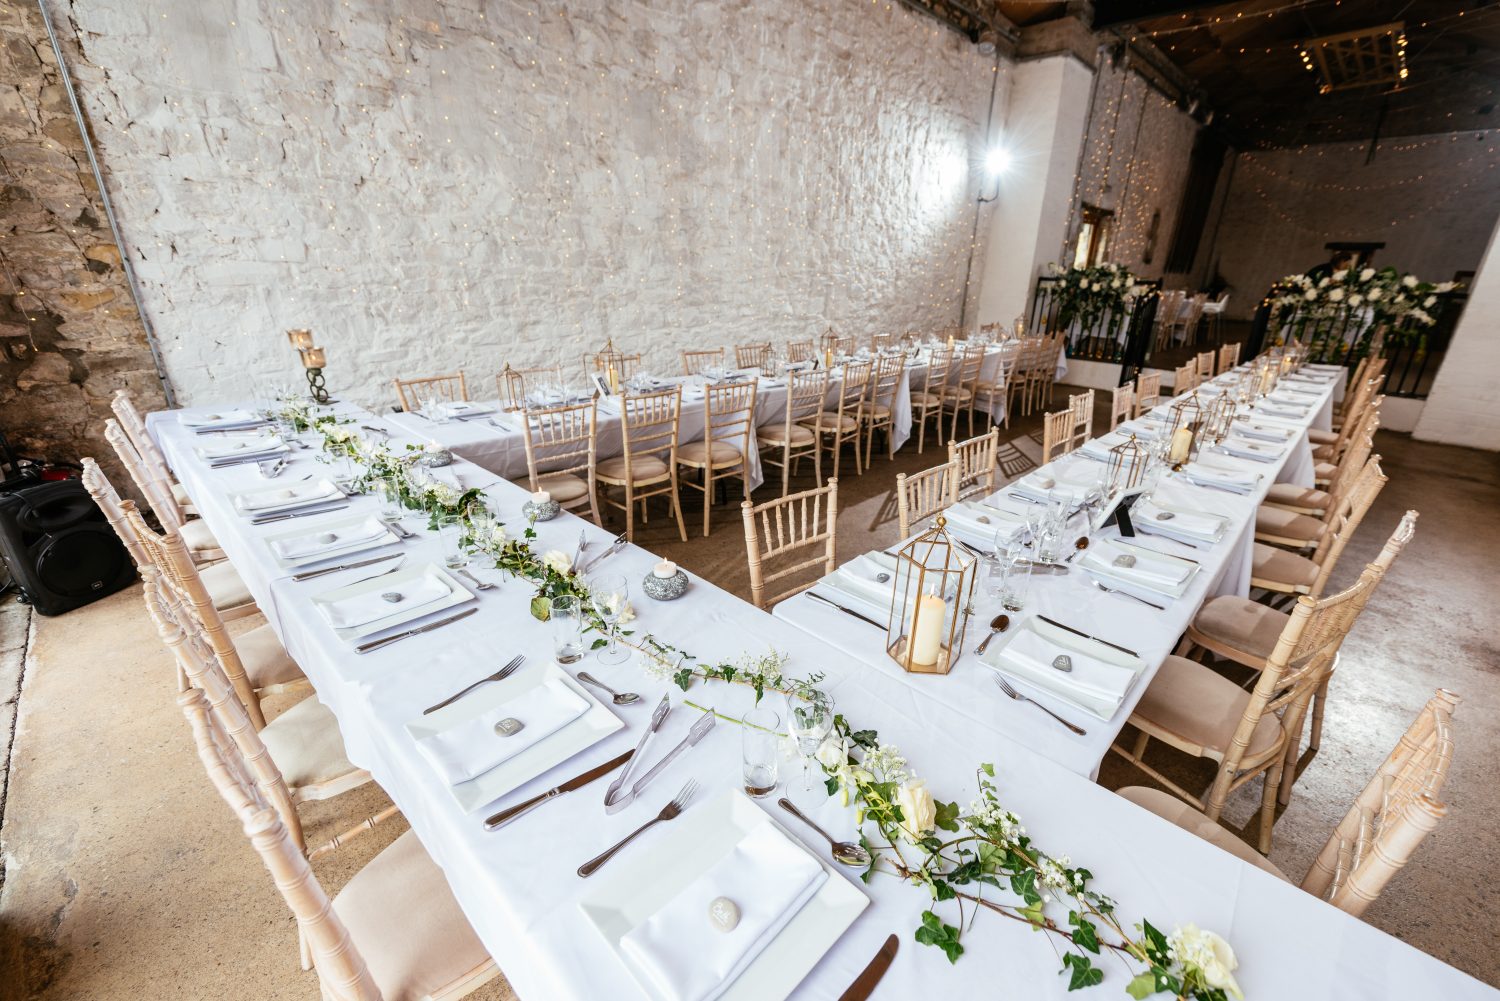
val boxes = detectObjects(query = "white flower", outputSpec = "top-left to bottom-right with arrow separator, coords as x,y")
863,743 -> 910,783
1423,294 -> 1437,308
1437,281 -> 1458,292
894,780 -> 936,843
1303,289 -> 1317,301
1332,268 -> 1348,281
1359,267 -> 1375,281
815,736 -> 848,769
488,521 -> 508,545
1348,294 -> 1362,307
1167,924 -> 1243,1000
1402,274 -> 1418,288
616,601 -> 636,625
542,549 -> 573,575
1328,288 -> 1345,302
1412,308 -> 1433,325
1367,287 -> 1382,301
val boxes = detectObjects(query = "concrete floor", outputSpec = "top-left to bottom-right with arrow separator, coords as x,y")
1,396 -> 1495,998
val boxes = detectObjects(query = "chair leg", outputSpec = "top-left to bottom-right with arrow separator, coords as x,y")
1308,675 -> 1330,752
624,485 -> 636,541
1258,760 -> 1285,854
669,474 -> 688,543
702,467 -> 713,538
781,447 -> 791,496
917,412 -> 927,454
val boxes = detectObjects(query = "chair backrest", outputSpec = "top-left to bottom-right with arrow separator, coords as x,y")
1324,408 -> 1380,509
735,342 -> 772,369
783,369 -> 830,428
1330,380 -> 1384,457
1173,361 -> 1197,394
953,343 -> 985,394
393,372 -> 467,413
1307,457 -> 1387,596
498,363 -> 562,411
1135,372 -> 1161,415
1041,409 -> 1073,463
1218,342 -> 1241,373
897,462 -> 955,538
703,381 -> 758,460
682,348 -> 725,376
1109,385 -> 1134,430
870,333 -> 893,354
104,417 -> 187,532
1301,688 -> 1457,917
123,501 -> 266,728
1195,351 -> 1215,380
520,399 -> 598,490
920,348 -> 955,398
741,480 -> 838,610
786,340 -> 815,364
1156,289 -> 1184,326
81,456 -> 151,569
865,354 -> 905,415
620,386 -> 681,466
947,431 -> 997,503
1067,390 -> 1094,448
833,360 -> 872,419
110,390 -> 173,486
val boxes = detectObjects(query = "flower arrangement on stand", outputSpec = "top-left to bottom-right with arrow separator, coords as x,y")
1048,263 -> 1149,333
1270,266 -> 1459,358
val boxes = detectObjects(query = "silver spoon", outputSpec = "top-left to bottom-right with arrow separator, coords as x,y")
577,671 -> 640,705
975,613 -> 1011,654
778,798 -> 872,867
456,568 -> 496,591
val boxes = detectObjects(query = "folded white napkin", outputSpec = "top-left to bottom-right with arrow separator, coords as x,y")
620,821 -> 828,1001
1180,460 -> 1257,493
199,434 -> 283,459
270,517 -> 389,560
1217,437 -> 1282,462
180,409 -> 261,428
1082,538 -> 1189,589
445,400 -> 494,414
986,629 -> 1135,719
415,677 -> 590,784
944,501 -> 1025,548
1116,420 -> 1163,441
320,573 -> 450,630
1269,391 -> 1313,406
1255,402 -> 1307,420
240,480 -> 343,512
1132,498 -> 1223,541
1079,432 -> 1131,462
830,553 -> 902,608
1234,421 -> 1293,442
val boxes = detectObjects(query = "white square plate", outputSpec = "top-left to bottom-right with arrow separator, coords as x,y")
578,790 -> 868,1001
1080,539 -> 1199,599
310,562 -> 473,641
1132,500 -> 1227,545
261,513 -> 401,569
983,614 -> 1147,720
231,477 -> 346,517
405,662 -> 624,813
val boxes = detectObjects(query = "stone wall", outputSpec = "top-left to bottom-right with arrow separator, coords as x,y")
0,2 -> 164,482
49,0 -> 997,410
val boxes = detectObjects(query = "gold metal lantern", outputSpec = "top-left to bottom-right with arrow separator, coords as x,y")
1204,392 -> 1237,443
885,516 -> 976,676
1107,433 -> 1149,493
1166,392 -> 1203,469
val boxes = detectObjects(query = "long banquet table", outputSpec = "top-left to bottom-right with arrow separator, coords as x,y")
147,389 -> 1490,1001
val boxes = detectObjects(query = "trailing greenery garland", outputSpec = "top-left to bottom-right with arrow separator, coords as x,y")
284,402 -> 1245,1000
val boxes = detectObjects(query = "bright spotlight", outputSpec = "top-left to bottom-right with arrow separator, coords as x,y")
984,147 -> 1012,177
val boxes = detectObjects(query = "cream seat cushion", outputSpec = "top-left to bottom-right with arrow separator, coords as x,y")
1263,482 -> 1330,512
1191,596 -> 1289,665
596,454 -> 669,484
536,472 -> 590,503
1130,654 -> 1284,760
1307,428 -> 1337,446
333,830 -> 494,1001
864,402 -> 892,420
940,387 -> 974,402
1313,444 -> 1335,461
911,392 -> 943,407
804,412 -> 858,433
200,560 -> 255,612
1117,786 -> 1290,880
677,439 -> 743,465
757,425 -> 815,447
236,623 -> 306,689
260,696 -> 359,788
1251,543 -> 1319,591
1314,460 -> 1337,481
180,518 -> 222,554
1256,505 -> 1326,545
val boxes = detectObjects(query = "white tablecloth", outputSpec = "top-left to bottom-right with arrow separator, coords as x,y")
145,392 -> 1489,1001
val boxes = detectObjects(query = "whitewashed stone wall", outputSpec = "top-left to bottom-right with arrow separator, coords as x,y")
51,0 -> 997,408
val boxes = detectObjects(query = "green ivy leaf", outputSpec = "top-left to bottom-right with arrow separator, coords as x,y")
1060,953 -> 1104,991
672,668 -> 695,691
528,596 -> 551,621
933,880 -> 956,902
1067,911 -> 1099,954
913,911 -> 964,964
825,776 -> 840,796
1010,868 -> 1037,901
590,637 -> 608,650
934,799 -> 961,832
980,761 -> 995,777
1125,972 -> 1157,1000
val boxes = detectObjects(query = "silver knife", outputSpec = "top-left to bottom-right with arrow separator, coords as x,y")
250,502 -> 349,525
355,607 -> 479,654
628,709 -> 715,798
210,452 -> 287,468
807,590 -> 884,629
291,552 -> 403,582
1036,614 -> 1140,658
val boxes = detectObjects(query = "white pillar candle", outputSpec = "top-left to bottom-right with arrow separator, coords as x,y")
908,593 -> 946,667
532,490 -> 551,503
1169,427 -> 1193,465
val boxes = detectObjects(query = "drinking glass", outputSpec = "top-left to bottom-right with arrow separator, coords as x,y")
786,690 -> 834,793
436,513 -> 470,571
375,474 -> 405,526
589,573 -> 631,666
1001,550 -> 1032,612
983,555 -> 1011,602
741,707 -> 781,799
550,595 -> 586,665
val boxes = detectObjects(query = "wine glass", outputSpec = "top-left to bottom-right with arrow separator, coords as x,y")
786,689 -> 834,793
589,573 -> 631,666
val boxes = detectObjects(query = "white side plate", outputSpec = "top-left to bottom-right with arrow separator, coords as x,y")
310,562 -> 473,641
261,513 -> 401,569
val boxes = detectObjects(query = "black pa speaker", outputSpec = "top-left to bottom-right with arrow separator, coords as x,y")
0,479 -> 135,616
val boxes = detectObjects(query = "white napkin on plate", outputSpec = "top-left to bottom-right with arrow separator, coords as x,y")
985,629 -> 1135,718
415,677 -> 590,784
830,553 -> 901,608
240,480 -> 342,512
445,400 -> 494,414
1180,460 -> 1257,494
944,501 -> 1025,547
199,434 -> 283,459
619,821 -> 828,1001
320,573 -> 450,629
1082,538 -> 1190,589
180,409 -> 261,428
1217,437 -> 1282,462
270,517 -> 389,560
1255,402 -> 1307,420
1132,498 -> 1223,541
1234,421 -> 1293,442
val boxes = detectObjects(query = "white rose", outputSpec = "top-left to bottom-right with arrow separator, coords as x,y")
1348,294 -> 1362,307
616,601 -> 636,625
1423,294 -> 1437,307
1328,288 -> 1345,302
1303,289 -> 1317,300
1437,281 -> 1457,292
1168,924 -> 1243,1000
1112,278 -> 1122,288
1359,267 -> 1375,281
815,736 -> 848,769
1402,274 -> 1418,288
1333,268 -> 1348,280
489,522 -> 508,545
894,779 -> 937,842
1367,288 -> 1382,301
542,549 -> 573,575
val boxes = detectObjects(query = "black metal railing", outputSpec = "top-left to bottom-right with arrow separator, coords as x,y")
1027,276 -> 1162,376
1248,288 -> 1467,398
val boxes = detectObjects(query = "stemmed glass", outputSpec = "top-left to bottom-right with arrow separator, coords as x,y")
786,689 -> 834,793
589,573 -> 631,666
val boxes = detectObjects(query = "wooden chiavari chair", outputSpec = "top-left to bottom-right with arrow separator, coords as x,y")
861,354 -> 906,467
1118,686 -> 1456,915
1217,341 -> 1241,373
393,373 -> 467,413
595,387 -> 688,542
111,389 -> 198,515
1040,332 -> 1066,406
1152,289 -> 1184,353
1173,361 -> 1197,394
1066,389 -> 1095,452
681,348 -> 726,376
1257,431 -> 1378,551
869,333 -> 894,354
1251,457 -> 1386,600
1133,371 -> 1161,417
786,340 -> 815,364
741,479 -> 838,611
104,418 -> 224,563
1263,411 -> 1378,519
757,370 -> 826,496
912,347 -> 954,454
803,359 -> 870,478
519,399 -> 601,526
1108,384 -> 1133,430
584,341 -> 641,385
1115,562 -> 1382,852
734,342 -> 772,369
948,429 -> 998,503
167,579 -> 498,998
1310,376 -> 1382,462
896,462 -> 955,539
1195,351 -> 1216,382
1174,292 -> 1207,346
125,503 -> 302,730
1040,408 -> 1074,463
497,363 -> 562,412
940,342 -> 986,441
1005,337 -> 1037,419
678,381 -> 758,537
973,343 -> 1017,430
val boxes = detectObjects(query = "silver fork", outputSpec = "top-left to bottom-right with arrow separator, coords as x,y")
577,779 -> 699,877
422,655 -> 525,715
1089,579 -> 1166,610
456,568 -> 496,591
992,675 -> 1087,735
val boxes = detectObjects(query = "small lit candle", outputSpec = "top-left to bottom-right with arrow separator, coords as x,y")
908,592 -> 947,667
286,328 -> 313,350
301,346 -> 326,369
653,560 -> 678,579
823,349 -> 833,370
607,364 -> 619,394
1169,427 -> 1193,465
426,439 -> 444,453
946,334 -> 955,348
532,489 -> 551,504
